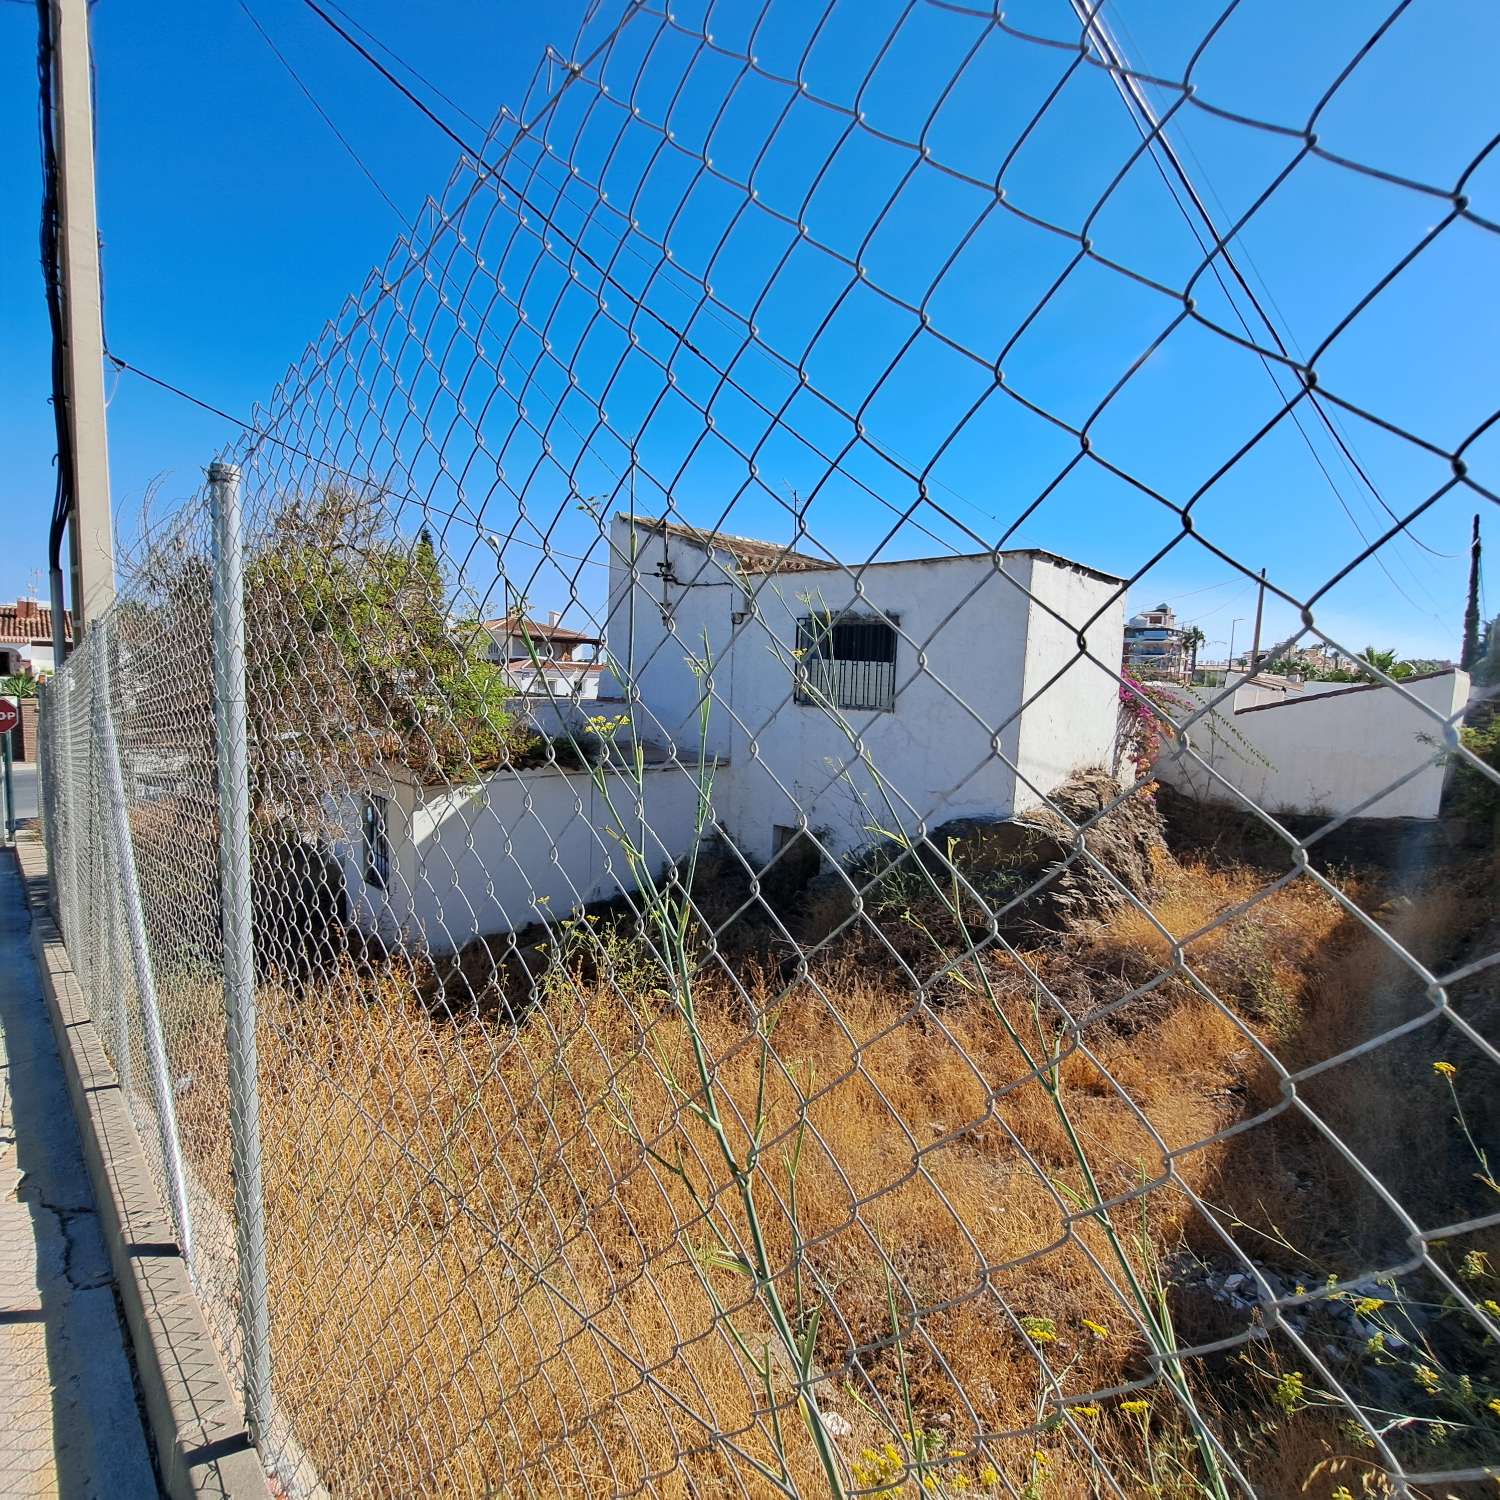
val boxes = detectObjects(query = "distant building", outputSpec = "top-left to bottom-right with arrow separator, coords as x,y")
481,612 -> 603,699
0,597 -> 71,677
1124,602 -> 1185,679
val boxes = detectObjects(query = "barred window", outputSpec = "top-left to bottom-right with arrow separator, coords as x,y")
362,793 -> 390,890
795,614 -> 897,712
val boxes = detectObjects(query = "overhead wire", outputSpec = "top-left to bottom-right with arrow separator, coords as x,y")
321,0 -> 1029,546
103,352 -> 613,572
291,0 -> 987,566
235,0 -> 413,231
294,0 -> 1035,553
1083,0 -> 1452,624
1106,3 -> 1460,566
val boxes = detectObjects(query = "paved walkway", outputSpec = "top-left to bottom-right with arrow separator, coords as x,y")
0,848 -> 159,1498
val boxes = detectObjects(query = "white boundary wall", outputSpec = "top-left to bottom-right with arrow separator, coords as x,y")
1158,669 -> 1469,820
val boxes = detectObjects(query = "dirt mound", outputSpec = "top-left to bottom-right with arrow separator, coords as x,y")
793,768 -> 1167,949
931,766 -> 1167,931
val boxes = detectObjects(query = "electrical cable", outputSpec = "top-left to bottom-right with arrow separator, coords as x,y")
1082,1 -> 1451,621
320,0 -> 489,135
1107,3 -> 1461,567
235,0 -> 414,231
102,352 -> 613,571
36,0 -> 74,573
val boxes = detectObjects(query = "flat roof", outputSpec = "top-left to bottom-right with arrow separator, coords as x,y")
752,546 -> 1124,586
616,514 -> 1122,585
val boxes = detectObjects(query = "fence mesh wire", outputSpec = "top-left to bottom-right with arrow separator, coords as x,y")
37,1 -> 1500,1496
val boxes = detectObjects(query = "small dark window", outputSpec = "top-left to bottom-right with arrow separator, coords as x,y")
362,794 -> 390,890
795,613 -> 897,711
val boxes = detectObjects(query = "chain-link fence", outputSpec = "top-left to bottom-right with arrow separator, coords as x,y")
39,1 -> 1500,1495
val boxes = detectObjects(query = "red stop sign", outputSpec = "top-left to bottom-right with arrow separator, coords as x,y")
0,698 -> 17,737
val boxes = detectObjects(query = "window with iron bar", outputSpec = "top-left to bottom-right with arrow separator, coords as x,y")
794,612 -> 898,712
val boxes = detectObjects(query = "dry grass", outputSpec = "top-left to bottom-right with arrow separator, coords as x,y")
162,852 -> 1495,1498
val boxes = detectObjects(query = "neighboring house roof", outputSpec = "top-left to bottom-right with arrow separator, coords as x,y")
619,514 -> 827,573
0,600 -> 71,646
482,613 -> 600,647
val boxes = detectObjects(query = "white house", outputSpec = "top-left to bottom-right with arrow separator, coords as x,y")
333,752 -> 711,954
0,598 -> 69,677
333,514 -> 1126,953
481,611 -> 603,699
601,514 -> 1125,866
1124,602 -> 1186,680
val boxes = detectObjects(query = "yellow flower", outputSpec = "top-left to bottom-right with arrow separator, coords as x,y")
978,1463 -> 999,1487
1120,1399 -> 1150,1415
1033,1451 -> 1050,1468
1488,1397 -> 1500,1417
1072,1404 -> 1101,1418
1354,1297 -> 1385,1315
1433,1060 -> 1457,1078
1273,1371 -> 1305,1412
1081,1319 -> 1110,1340
1413,1364 -> 1441,1393
1019,1315 -> 1057,1343
922,1478 -> 938,1493
1482,1299 -> 1500,1317
1461,1250 -> 1490,1281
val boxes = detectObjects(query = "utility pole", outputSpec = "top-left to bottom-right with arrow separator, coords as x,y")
1249,567 -> 1267,676
49,0 -> 115,637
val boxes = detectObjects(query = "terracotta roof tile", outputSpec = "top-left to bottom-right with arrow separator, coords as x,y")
0,600 -> 71,646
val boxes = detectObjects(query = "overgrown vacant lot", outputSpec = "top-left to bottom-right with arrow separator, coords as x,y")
172,832 -> 1499,1499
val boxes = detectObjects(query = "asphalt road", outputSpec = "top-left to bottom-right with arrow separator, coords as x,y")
3,762 -> 37,831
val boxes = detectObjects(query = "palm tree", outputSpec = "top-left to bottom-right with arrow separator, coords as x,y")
1181,626 -> 1206,681
1358,646 -> 1415,683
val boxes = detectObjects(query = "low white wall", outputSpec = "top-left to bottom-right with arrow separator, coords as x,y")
1158,670 -> 1468,820
341,758 -> 711,954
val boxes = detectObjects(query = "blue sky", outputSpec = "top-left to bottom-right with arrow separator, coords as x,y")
2,0 -> 1495,662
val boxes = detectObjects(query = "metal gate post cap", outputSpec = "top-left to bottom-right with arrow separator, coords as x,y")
208,460 -> 240,483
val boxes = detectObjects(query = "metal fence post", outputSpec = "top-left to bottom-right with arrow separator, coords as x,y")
209,458 -> 272,1443
93,619 -> 194,1261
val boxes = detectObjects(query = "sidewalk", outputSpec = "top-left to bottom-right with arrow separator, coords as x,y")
0,847 -> 159,1499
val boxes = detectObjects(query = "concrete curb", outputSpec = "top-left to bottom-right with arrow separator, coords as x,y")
14,840 -> 267,1500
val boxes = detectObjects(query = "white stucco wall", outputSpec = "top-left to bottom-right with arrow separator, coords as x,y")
1013,558 -> 1125,814
602,519 -> 746,760
338,757 -> 710,954
603,519 -> 1126,865
715,554 -> 1035,861
1157,670 -> 1469,820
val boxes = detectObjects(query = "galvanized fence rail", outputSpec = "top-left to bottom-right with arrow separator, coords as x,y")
39,2 -> 1500,1496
